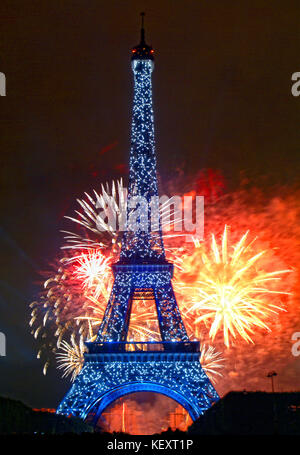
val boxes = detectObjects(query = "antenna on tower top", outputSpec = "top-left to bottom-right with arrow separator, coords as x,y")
140,12 -> 145,44
132,11 -> 154,60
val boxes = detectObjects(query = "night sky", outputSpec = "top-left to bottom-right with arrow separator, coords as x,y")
0,0 -> 300,408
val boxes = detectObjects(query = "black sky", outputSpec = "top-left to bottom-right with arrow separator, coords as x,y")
0,0 -> 300,407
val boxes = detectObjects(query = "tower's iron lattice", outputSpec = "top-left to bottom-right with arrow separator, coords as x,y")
57,18 -> 219,424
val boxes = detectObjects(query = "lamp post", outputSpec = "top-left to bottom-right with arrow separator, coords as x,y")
267,371 -> 277,393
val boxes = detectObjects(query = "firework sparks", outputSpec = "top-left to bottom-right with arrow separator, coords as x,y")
29,251 -> 111,374
78,297 -> 161,343
62,179 -> 127,255
127,301 -> 161,342
181,226 -> 291,347
62,179 -> 184,257
199,344 -> 224,384
55,299 -> 161,379
72,250 -> 112,299
56,337 -> 87,382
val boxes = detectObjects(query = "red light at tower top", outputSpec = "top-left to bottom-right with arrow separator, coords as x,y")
131,12 -> 154,61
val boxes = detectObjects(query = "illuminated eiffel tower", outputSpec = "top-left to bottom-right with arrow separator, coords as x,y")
57,14 -> 219,424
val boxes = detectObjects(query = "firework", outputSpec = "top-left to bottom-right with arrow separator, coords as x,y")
63,179 -> 127,255
199,344 -> 224,384
72,250 -> 112,299
56,337 -> 87,382
126,303 -> 161,343
180,226 -> 291,347
62,179 -> 184,257
56,298 -> 160,380
30,250 -> 112,374
30,180 -> 120,370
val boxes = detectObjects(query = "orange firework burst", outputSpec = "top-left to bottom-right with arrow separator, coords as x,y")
199,344 -> 224,384
177,226 -> 292,347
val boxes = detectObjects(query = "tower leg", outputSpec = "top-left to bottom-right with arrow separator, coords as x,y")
154,283 -> 189,341
97,272 -> 133,342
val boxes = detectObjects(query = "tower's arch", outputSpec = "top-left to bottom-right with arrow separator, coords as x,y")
84,382 -> 198,423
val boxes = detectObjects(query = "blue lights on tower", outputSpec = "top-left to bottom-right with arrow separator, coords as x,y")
56,16 -> 219,424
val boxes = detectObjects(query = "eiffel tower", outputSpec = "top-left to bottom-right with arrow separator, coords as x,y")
57,14 -> 219,424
